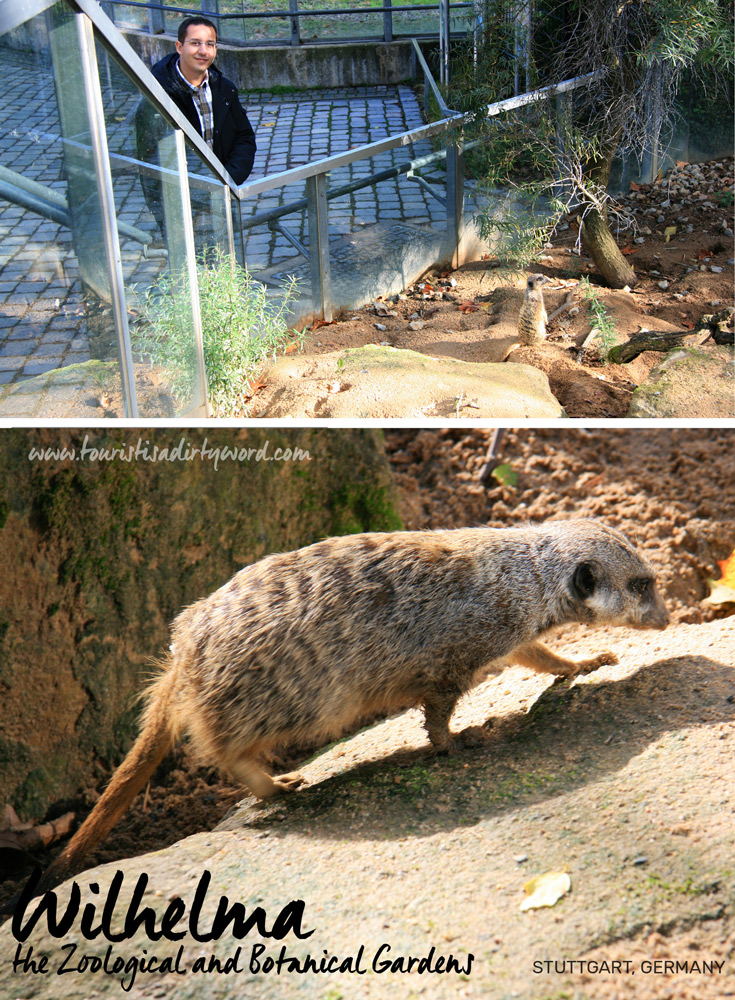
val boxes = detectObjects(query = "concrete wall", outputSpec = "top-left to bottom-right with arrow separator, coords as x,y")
122,30 -> 421,89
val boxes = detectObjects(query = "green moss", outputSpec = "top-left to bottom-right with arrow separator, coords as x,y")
327,483 -> 403,535
12,764 -> 64,821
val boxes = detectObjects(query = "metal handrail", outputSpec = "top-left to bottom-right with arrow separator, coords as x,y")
228,69 -> 598,203
102,0 -> 474,46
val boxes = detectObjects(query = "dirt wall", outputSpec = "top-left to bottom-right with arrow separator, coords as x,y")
0,428 -> 400,820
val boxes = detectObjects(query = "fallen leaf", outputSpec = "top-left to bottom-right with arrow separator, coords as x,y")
621,246 -> 639,255
284,342 -> 299,354
681,321 -> 695,330
630,180 -> 640,191
676,159 -> 688,168
664,226 -> 677,242
311,318 -> 335,330
520,871 -> 571,912
458,301 -> 478,313
704,550 -> 735,606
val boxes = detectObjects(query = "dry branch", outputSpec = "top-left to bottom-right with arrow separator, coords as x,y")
608,309 -> 735,363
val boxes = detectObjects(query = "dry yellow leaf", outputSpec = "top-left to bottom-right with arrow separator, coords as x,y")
520,871 -> 571,911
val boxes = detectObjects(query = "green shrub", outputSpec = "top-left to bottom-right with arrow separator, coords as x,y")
134,248 -> 299,416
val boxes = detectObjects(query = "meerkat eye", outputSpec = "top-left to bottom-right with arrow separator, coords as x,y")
628,577 -> 653,599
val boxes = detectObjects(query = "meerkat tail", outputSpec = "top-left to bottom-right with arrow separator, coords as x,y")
37,666 -> 178,893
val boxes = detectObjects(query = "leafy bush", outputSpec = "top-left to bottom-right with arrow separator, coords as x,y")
134,249 -> 298,416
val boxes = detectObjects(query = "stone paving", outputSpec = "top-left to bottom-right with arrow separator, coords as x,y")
0,39 -> 445,400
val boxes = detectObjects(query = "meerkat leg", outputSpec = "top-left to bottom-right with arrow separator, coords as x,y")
228,755 -> 304,799
513,640 -> 618,678
422,689 -> 462,751
272,771 -> 305,792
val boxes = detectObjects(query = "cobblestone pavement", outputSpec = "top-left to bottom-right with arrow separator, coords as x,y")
0,39 -> 443,392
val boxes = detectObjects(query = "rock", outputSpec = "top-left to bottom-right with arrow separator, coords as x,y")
628,345 -> 735,418
260,345 -> 564,419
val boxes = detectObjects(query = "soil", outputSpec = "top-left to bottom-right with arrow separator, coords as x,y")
248,156 -> 734,418
2,427 -> 734,1000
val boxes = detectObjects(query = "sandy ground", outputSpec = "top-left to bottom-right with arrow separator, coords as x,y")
245,157 -> 734,418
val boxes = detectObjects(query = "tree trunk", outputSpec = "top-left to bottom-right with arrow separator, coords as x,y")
581,208 -> 638,288
580,137 -> 638,289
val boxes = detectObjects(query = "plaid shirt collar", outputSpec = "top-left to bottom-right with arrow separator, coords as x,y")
175,58 -> 214,148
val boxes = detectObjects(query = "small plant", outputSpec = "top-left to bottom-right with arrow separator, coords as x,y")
579,276 -> 619,362
134,248 -> 299,416
491,462 -> 517,488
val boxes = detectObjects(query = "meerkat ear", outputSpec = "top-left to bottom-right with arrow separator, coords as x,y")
572,562 -> 597,600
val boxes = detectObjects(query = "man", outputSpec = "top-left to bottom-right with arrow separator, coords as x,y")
136,16 -> 256,230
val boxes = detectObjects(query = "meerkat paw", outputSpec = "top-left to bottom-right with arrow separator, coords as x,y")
272,771 -> 305,793
572,651 -> 619,675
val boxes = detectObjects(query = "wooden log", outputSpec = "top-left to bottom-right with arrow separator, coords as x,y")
608,309 -> 734,364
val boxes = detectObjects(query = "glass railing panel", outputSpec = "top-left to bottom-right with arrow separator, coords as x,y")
238,127 -> 452,323
0,2 -> 137,417
92,34 -> 209,416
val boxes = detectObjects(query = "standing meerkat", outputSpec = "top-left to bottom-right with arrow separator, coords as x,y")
31,519 -> 668,893
517,273 -> 550,345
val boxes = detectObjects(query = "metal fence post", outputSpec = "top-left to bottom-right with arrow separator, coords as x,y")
383,0 -> 393,43
290,0 -> 301,46
445,134 -> 465,268
148,3 -> 165,35
553,90 -> 568,202
306,173 -> 332,322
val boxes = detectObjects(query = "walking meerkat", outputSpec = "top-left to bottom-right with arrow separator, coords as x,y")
30,519 -> 668,893
517,273 -> 550,345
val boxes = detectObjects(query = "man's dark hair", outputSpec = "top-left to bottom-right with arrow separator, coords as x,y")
178,16 -> 218,43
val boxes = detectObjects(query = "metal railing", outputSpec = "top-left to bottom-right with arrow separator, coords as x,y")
100,0 -> 473,45
205,52 -> 599,321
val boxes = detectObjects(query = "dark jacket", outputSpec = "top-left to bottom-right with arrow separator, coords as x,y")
147,52 -> 256,184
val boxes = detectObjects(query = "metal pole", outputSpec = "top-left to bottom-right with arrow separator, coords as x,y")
175,130 -> 210,417
383,0 -> 393,43
445,135 -> 464,268
75,12 -> 139,418
223,184 -> 235,259
306,173 -> 332,322
290,0 -> 300,46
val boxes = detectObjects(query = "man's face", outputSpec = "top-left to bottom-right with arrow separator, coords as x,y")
176,24 -> 217,82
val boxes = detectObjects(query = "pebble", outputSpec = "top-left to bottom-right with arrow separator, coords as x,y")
711,265 -> 723,273
657,280 -> 669,290
634,237 -> 646,244
374,323 -> 387,331
514,854 -> 528,864
633,856 -> 648,865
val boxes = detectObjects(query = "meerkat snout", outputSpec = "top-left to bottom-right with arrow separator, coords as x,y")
517,273 -> 550,346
